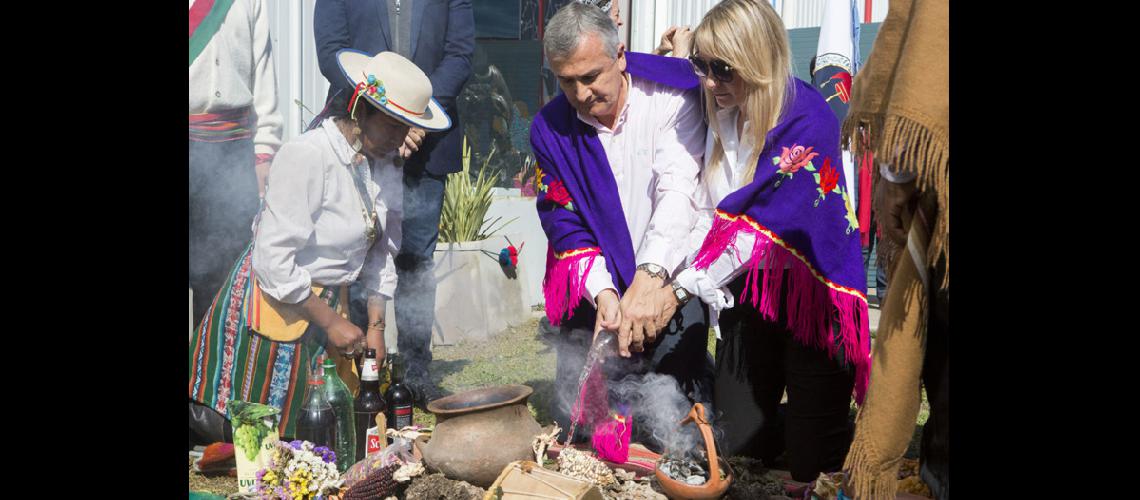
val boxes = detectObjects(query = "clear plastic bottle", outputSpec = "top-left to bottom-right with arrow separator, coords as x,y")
321,358 -> 355,472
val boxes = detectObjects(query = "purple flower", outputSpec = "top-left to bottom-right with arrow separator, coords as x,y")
313,446 -> 337,463
289,440 -> 304,450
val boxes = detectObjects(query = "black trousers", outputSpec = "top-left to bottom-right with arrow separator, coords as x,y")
713,274 -> 855,482
188,138 -> 259,326
920,257 -> 949,500
550,299 -> 715,452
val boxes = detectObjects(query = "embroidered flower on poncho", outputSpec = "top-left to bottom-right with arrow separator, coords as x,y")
777,144 -> 819,174
772,144 -> 821,187
814,157 -> 840,207
535,165 -> 576,211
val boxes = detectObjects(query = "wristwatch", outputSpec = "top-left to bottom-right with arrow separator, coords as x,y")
671,280 -> 693,305
636,262 -> 669,280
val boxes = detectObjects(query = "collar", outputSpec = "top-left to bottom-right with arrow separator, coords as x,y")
321,116 -> 375,168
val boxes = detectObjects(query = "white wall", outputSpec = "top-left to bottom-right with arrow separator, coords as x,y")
628,0 -> 888,53
266,0 -> 330,143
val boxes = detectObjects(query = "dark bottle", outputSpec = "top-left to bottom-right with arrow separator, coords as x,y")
295,374 -> 337,450
384,353 -> 414,434
354,348 -> 387,461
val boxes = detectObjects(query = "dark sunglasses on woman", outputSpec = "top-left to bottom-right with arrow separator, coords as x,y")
689,55 -> 734,83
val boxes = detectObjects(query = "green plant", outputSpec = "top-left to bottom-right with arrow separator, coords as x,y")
439,136 -> 517,242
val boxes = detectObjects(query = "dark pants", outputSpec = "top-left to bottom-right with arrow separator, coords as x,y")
713,274 -> 855,482
188,138 -> 259,325
920,257 -> 949,500
394,163 -> 448,384
550,298 -> 715,452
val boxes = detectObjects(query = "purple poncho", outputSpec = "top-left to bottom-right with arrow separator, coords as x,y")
530,52 -> 699,326
691,78 -> 871,403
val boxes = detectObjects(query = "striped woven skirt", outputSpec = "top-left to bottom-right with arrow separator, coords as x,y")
187,243 -> 353,438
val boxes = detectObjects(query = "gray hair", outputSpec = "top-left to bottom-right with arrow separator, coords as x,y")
575,0 -> 613,11
543,2 -> 619,61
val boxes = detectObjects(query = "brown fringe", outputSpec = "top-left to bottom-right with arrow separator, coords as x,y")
843,436 -> 901,500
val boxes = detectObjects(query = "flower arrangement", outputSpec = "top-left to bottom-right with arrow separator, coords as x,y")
254,440 -> 343,499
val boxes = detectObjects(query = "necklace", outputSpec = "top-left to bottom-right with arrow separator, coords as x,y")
348,154 -> 380,246
337,118 -> 381,246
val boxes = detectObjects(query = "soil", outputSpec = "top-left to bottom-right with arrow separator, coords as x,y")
189,456 -> 240,497
724,456 -> 793,500
403,472 -> 485,500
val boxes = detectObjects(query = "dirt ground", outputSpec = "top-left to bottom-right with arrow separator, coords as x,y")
190,313 -> 930,497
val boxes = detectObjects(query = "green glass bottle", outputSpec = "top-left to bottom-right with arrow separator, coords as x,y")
321,358 -> 356,472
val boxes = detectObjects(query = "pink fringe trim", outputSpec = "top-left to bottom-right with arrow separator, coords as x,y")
543,245 -> 600,326
592,414 -> 632,463
693,213 -> 872,404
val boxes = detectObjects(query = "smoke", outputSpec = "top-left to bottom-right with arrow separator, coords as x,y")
189,139 -> 260,325
607,372 -> 704,460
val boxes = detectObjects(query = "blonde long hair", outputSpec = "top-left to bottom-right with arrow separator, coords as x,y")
693,0 -> 794,185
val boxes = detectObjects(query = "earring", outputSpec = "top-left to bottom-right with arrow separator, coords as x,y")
351,120 -> 363,152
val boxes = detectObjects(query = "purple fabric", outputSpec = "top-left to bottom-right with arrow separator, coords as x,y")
692,78 -> 871,402
714,78 -> 864,294
531,52 -> 700,297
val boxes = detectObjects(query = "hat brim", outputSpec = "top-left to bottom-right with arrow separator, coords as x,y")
336,49 -> 451,132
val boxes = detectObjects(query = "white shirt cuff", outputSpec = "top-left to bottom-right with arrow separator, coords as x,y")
674,268 -> 734,311
582,256 -> 617,308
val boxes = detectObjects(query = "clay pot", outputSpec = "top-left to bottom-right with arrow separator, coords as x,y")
416,385 -> 541,487
655,403 -> 734,500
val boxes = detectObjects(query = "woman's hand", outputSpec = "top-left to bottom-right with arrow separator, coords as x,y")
325,315 -> 366,356
398,127 -> 427,160
365,293 -> 387,363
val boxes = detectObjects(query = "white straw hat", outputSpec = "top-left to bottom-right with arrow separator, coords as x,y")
336,49 -> 451,131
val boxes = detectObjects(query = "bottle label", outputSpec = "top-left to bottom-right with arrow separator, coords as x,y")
361,358 -> 379,381
394,404 -> 413,429
366,426 -> 384,455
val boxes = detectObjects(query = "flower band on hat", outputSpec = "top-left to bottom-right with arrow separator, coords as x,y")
348,72 -> 424,120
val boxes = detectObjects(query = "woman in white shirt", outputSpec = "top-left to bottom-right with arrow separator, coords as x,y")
625,0 -> 871,483
189,51 -> 450,440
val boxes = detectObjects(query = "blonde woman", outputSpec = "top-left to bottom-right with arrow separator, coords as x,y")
619,0 -> 870,481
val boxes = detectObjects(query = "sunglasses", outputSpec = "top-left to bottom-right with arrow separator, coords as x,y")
689,55 -> 735,83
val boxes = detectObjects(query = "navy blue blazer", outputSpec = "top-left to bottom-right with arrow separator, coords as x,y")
315,0 -> 475,175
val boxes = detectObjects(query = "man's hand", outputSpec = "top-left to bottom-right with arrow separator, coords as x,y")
874,174 -> 918,246
671,27 -> 694,58
654,26 -> 681,56
398,127 -> 427,160
255,160 -> 271,198
617,270 -> 667,357
594,289 -> 621,353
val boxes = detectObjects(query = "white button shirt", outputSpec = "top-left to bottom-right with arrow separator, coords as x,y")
674,105 -> 780,312
253,118 -> 402,304
574,73 -> 706,303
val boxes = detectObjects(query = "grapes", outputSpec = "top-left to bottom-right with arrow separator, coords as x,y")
234,423 -> 268,461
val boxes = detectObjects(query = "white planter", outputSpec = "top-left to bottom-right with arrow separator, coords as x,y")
428,237 -> 531,345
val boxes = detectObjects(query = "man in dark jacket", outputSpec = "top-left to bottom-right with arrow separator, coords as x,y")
315,0 -> 475,403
